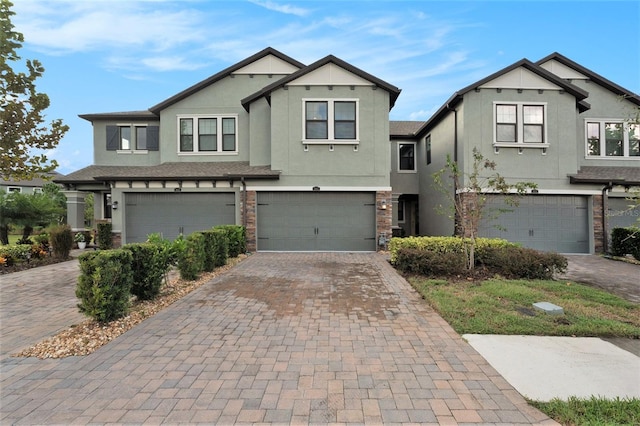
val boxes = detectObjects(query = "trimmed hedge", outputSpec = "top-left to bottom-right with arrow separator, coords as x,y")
391,236 -> 567,280
213,225 -> 246,257
201,229 -> 228,271
389,236 -> 517,263
610,227 -> 640,260
96,222 -> 113,250
76,249 -> 133,322
123,242 -> 166,300
476,246 -> 568,279
49,224 -> 73,259
177,232 -> 206,280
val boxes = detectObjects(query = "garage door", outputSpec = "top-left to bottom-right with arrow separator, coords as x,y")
257,192 -> 376,251
125,192 -> 236,243
607,197 -> 640,232
478,195 -> 589,253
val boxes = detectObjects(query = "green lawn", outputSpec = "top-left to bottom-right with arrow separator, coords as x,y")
407,275 -> 640,424
408,277 -> 640,338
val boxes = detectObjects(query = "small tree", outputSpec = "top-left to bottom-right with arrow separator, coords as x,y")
0,0 -> 69,180
433,147 -> 536,269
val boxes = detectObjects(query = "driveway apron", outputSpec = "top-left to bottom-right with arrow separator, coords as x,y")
1,252 -> 555,425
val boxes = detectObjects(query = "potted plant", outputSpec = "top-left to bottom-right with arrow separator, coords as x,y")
74,232 -> 87,250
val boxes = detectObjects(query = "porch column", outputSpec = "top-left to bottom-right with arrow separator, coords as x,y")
62,190 -> 86,231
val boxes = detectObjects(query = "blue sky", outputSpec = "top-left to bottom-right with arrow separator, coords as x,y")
11,0 -> 640,175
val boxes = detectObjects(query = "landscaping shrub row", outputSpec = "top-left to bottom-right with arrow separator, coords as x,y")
76,225 -> 245,323
0,224 -> 74,268
390,236 -> 567,280
610,226 -> 640,260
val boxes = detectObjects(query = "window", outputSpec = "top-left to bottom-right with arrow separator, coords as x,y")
135,126 -> 147,150
494,103 -> 546,146
7,187 -> 21,193
178,115 -> 237,153
586,121 -> 640,158
425,134 -> 431,165
106,125 -> 158,152
33,188 -> 43,194
303,99 -> 358,143
397,199 -> 405,223
398,143 -> 416,171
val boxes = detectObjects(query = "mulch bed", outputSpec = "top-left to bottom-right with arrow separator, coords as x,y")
0,256 -> 72,275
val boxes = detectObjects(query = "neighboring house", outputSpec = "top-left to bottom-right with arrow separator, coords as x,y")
390,52 -> 639,254
1,172 -> 63,195
56,48 -> 400,251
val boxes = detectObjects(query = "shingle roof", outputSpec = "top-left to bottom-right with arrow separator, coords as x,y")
416,58 -> 590,138
1,172 -> 63,186
54,162 -> 280,184
149,47 -> 305,114
568,166 -> 640,186
79,111 -> 158,121
241,55 -> 401,111
390,121 -> 424,138
536,52 -> 640,106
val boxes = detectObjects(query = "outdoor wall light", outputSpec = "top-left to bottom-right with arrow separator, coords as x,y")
111,201 -> 118,210
380,200 -> 387,210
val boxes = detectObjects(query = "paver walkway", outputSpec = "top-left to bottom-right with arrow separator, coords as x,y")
1,252 -> 556,424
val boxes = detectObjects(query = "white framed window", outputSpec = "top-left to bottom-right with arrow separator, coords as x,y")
7,186 -> 21,193
178,115 -> 238,154
302,99 -> 359,144
586,120 -> 640,158
493,102 -> 548,148
398,142 -> 416,172
33,188 -> 43,194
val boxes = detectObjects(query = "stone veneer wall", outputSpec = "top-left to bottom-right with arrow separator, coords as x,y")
243,190 -> 257,252
376,190 -> 392,251
593,194 -> 604,254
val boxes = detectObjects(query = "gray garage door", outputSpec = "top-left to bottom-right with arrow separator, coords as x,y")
125,192 -> 236,243
478,195 -> 589,253
257,192 -> 376,251
607,197 -> 640,231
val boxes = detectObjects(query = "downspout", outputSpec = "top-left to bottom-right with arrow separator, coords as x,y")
602,182 -> 613,254
446,103 -> 459,162
241,177 -> 247,229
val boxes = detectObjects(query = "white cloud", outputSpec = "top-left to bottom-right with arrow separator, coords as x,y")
248,0 -> 311,17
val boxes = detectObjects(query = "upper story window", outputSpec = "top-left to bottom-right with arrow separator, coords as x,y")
494,103 -> 547,147
303,99 -> 359,144
586,121 -> 640,158
106,125 -> 159,152
398,142 -> 416,172
425,134 -> 432,165
178,115 -> 237,154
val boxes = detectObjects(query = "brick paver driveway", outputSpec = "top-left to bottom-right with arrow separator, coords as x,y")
1,252 -> 555,424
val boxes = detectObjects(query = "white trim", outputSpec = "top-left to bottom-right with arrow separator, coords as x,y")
493,101 -> 548,148
455,188 -> 602,196
245,186 -> 391,191
177,114 -> 239,154
397,141 -> 417,173
584,119 -> 640,158
301,98 -> 359,144
7,186 -> 22,193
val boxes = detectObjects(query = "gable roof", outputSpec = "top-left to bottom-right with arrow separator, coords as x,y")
149,47 -> 305,114
241,55 -> 401,111
536,52 -> 640,107
416,58 -> 590,138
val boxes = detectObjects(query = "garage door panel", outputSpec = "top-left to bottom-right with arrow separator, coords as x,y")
479,195 -> 589,253
257,192 -> 376,251
125,192 -> 236,243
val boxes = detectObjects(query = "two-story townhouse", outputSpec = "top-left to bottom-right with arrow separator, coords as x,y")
56,48 -> 400,251
400,53 -> 639,254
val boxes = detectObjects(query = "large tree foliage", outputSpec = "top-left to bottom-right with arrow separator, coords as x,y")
0,0 -> 68,180
433,147 -> 537,269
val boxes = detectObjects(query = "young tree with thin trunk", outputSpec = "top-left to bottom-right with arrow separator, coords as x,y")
433,147 -> 537,269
